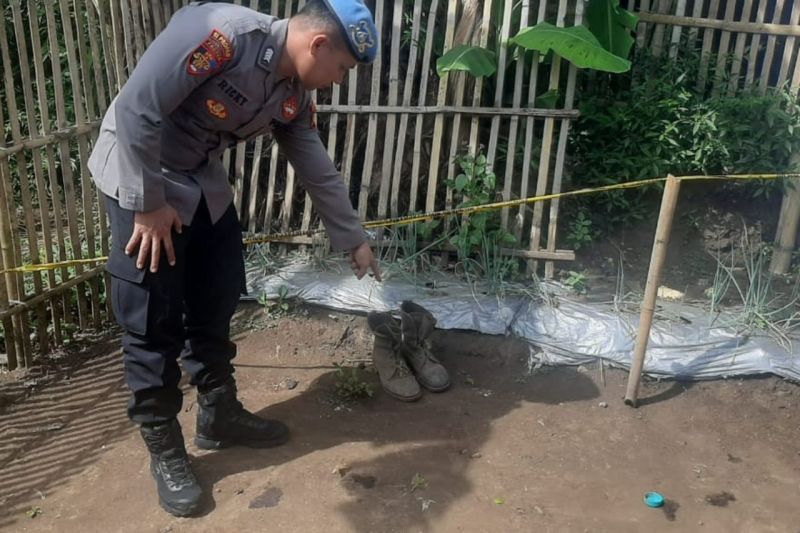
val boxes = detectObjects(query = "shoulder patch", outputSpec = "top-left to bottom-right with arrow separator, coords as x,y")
187,29 -> 234,77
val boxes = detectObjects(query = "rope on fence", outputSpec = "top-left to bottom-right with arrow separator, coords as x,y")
1,172 -> 795,275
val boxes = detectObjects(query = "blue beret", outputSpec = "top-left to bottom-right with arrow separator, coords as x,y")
322,0 -> 379,64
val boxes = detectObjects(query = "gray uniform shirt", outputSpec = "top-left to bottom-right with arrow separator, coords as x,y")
88,2 -> 365,252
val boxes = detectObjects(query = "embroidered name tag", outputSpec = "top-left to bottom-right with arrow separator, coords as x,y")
217,78 -> 249,106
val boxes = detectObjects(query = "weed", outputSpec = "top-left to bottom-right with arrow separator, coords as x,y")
333,362 -> 374,402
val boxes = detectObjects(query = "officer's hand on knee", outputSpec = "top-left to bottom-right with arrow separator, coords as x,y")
127,204 -> 183,272
349,241 -> 382,282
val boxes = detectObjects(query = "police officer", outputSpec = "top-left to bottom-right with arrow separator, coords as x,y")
88,0 -> 381,517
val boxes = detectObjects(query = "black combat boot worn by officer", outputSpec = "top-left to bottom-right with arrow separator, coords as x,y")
194,378 -> 290,449
140,419 -> 203,517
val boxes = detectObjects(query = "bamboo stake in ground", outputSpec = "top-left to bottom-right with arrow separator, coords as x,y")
770,164 -> 800,274
624,174 -> 682,407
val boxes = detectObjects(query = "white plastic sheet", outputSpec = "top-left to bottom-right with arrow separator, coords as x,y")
244,258 -> 800,382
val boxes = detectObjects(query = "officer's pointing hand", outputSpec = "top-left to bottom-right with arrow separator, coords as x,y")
350,241 -> 382,282
127,204 -> 183,273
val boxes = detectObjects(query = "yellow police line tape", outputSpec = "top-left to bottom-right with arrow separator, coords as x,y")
1,172 -> 795,275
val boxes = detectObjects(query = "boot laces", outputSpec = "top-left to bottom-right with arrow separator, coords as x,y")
391,351 -> 413,378
157,454 -> 197,491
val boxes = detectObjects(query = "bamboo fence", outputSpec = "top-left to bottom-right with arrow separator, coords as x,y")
1,0 -> 799,370
622,0 -> 800,272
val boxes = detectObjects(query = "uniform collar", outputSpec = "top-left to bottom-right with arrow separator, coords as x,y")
257,18 -> 288,73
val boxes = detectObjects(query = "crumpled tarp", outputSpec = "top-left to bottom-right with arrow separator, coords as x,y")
244,257 -> 799,382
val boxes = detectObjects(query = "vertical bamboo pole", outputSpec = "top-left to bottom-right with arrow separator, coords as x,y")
745,0 -> 768,89
500,0 -> 530,232
247,137 -> 265,233
485,0 -> 512,170
29,0 -> 71,339
140,0 -> 155,44
1,0 -> 47,361
408,0 -> 439,214
82,0 -> 108,115
73,0 -> 97,120
96,0 -> 118,98
84,0 -> 114,316
624,175 -> 682,407
262,1 -> 280,234
280,0 -> 297,239
11,0 -> 56,353
119,0 -> 138,74
636,0 -> 652,49
686,0 -> 704,49
46,0 -> 91,328
377,0 -> 403,218
770,163 -> 800,274
697,0 -> 720,91
544,0 -> 584,279
110,0 -> 128,85
791,40 -> 800,92
776,2 -> 800,88
528,0 -> 568,274
0,116 -> 19,369
727,0 -> 755,96
515,0 -> 547,243
424,0 -> 456,214
233,142 -> 247,214
758,0 -> 784,94
466,0 -> 492,151
339,68 -> 359,193
356,0 -> 384,219
377,0 -> 403,219
150,0 -> 165,35
59,0 -> 102,327
650,0 -> 672,57
390,0 -> 423,218
711,0 -> 736,94
668,0 -> 687,59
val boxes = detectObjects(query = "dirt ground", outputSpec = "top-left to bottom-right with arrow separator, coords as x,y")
1,301 -> 798,533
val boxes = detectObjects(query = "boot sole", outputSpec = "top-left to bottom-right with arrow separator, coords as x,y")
158,497 -> 202,518
382,388 -> 423,402
150,467 -> 202,517
417,377 -> 451,393
194,433 -> 290,450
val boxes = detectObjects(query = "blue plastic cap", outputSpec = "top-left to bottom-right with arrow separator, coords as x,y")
321,0 -> 379,63
644,492 -> 665,508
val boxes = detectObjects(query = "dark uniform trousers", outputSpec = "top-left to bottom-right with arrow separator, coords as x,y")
105,194 -> 246,425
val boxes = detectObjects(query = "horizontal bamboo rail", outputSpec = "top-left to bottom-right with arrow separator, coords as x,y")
637,12 -> 800,38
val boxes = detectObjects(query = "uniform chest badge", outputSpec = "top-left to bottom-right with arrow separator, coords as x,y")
281,96 -> 299,120
206,99 -> 228,119
187,29 -> 234,76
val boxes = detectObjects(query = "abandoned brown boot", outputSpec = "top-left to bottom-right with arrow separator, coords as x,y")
399,301 -> 451,392
367,311 -> 422,402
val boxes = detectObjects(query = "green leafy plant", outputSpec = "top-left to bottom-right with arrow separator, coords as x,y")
566,209 -> 596,250
561,270 -> 589,294
437,0 -> 637,79
446,151 -> 518,282
585,0 -> 638,59
566,42 -> 800,240
258,285 -> 293,318
510,23 -> 631,73
436,45 -> 497,77
333,362 -> 374,402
